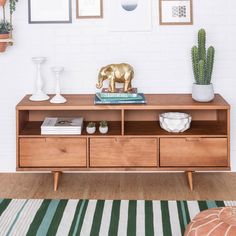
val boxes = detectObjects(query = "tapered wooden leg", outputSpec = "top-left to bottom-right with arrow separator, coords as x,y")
186,171 -> 194,191
52,171 -> 62,191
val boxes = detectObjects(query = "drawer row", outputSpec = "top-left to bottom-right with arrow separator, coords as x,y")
18,137 -> 229,168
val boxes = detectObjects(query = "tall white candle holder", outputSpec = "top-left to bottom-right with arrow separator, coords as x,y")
50,67 -> 67,104
30,57 -> 49,102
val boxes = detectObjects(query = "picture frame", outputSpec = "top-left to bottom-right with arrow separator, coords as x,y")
109,0 -> 152,32
28,0 -> 72,24
76,0 -> 103,19
159,0 -> 193,25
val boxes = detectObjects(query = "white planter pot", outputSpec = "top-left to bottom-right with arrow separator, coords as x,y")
99,126 -> 108,134
192,83 -> 215,102
86,126 -> 96,134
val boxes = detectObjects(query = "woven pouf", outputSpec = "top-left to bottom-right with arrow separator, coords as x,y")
185,207 -> 236,236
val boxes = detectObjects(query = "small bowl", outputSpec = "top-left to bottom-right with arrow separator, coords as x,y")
159,112 -> 192,133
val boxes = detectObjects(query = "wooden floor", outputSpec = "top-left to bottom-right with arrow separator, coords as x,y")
0,173 -> 236,200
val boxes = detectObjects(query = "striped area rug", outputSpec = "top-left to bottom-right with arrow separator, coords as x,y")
0,200 -> 236,236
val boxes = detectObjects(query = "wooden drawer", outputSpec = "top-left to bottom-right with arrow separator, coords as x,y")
160,138 -> 228,167
19,138 -> 87,167
90,138 -> 158,167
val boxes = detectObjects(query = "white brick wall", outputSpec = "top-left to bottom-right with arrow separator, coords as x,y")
0,0 -> 236,172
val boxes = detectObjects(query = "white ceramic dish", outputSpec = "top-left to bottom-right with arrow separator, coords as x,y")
159,112 -> 192,133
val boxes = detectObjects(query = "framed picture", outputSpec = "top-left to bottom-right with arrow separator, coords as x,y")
76,0 -> 103,19
159,0 -> 193,25
28,0 -> 72,24
109,0 -> 152,32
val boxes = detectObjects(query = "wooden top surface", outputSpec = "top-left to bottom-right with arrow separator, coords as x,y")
16,94 -> 230,110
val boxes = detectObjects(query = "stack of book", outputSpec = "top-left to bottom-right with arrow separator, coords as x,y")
41,117 -> 83,135
95,88 -> 146,104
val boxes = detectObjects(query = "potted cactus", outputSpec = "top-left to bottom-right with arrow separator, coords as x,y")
191,29 -> 215,102
86,122 -> 96,134
99,120 -> 108,134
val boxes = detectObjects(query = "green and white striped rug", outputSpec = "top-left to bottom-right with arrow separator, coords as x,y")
0,199 -> 235,236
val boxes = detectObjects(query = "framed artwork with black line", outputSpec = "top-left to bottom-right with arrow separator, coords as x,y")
28,0 -> 72,24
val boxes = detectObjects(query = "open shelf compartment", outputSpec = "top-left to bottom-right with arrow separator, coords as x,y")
18,109 -> 123,137
124,109 -> 228,137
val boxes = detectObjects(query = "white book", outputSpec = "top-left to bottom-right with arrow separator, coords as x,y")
41,131 -> 82,135
41,117 -> 83,135
42,127 -> 82,131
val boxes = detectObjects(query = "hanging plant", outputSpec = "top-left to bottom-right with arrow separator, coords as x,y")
0,19 -> 11,52
0,0 -> 19,52
9,0 -> 18,28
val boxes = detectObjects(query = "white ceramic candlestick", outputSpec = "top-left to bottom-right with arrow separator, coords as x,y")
50,67 -> 67,104
30,57 -> 49,101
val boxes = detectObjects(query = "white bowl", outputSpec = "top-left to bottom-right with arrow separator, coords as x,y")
159,112 -> 192,133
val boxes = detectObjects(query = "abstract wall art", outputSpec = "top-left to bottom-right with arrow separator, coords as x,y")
159,0 -> 193,25
109,0 -> 152,32
121,0 -> 138,11
76,0 -> 103,18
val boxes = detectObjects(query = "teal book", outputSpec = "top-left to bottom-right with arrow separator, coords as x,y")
96,93 -> 144,102
100,88 -> 138,98
94,93 -> 146,105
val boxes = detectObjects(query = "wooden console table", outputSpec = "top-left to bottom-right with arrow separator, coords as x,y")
16,94 -> 230,191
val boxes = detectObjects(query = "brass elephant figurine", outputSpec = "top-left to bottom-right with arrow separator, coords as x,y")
96,63 -> 134,93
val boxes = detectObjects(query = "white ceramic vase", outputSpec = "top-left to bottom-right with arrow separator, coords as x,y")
30,57 -> 49,102
86,126 -> 96,134
192,83 -> 215,102
50,67 -> 67,104
99,126 -> 108,134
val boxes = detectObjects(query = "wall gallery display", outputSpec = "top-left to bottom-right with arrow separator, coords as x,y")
28,0 -> 72,24
159,0 -> 193,25
109,0 -> 152,32
77,0 -> 103,18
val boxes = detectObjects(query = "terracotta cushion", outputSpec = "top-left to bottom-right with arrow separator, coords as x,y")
185,207 -> 236,236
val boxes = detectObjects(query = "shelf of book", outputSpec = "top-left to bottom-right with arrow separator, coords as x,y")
19,120 -> 227,138
19,121 -> 122,137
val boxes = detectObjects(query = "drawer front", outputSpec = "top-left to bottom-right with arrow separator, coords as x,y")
160,138 -> 228,167
90,138 -> 158,167
20,138 -> 87,167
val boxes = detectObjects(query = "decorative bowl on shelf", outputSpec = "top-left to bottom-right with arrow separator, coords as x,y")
159,112 -> 192,133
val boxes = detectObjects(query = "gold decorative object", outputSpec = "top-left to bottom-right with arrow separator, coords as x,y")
96,63 -> 134,93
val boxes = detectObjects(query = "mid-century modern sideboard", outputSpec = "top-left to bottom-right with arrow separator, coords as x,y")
16,94 -> 230,191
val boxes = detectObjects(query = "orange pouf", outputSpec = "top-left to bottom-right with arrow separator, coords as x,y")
185,207 -> 236,236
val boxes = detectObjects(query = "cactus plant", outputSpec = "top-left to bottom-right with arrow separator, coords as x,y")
191,46 -> 199,82
198,29 -> 206,61
99,120 -> 108,127
198,60 -> 205,85
87,122 -> 95,128
191,29 -> 215,85
206,46 -> 215,84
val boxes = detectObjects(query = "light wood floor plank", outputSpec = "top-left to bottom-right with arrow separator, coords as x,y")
0,173 -> 235,200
